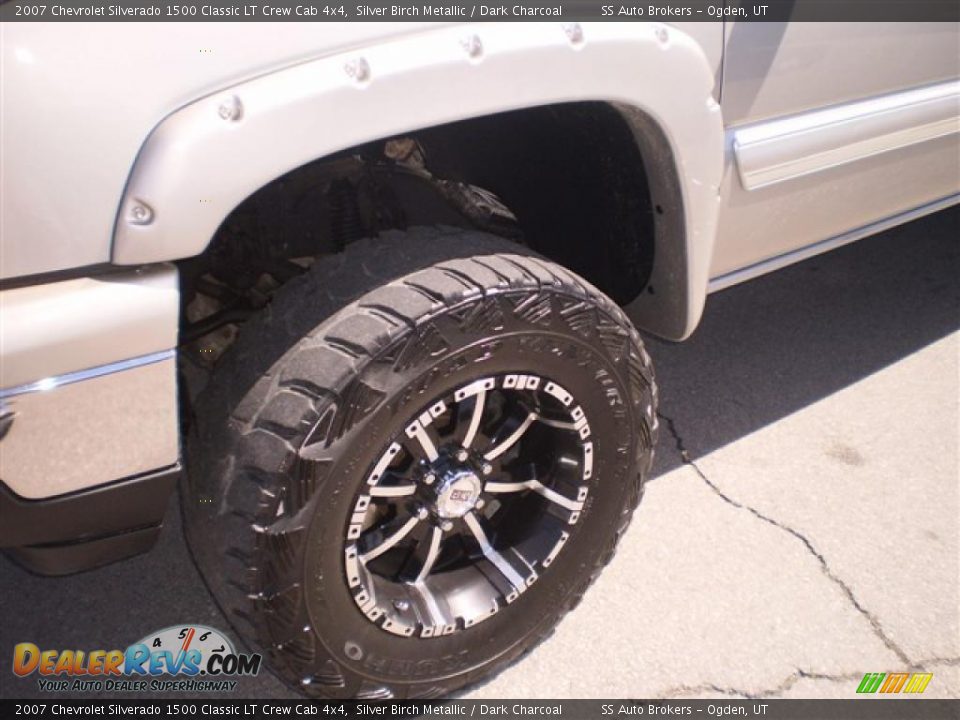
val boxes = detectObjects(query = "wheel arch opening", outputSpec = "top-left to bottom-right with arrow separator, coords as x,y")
177,101 -> 683,368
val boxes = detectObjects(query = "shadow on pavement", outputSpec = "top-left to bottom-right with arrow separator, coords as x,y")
648,205 -> 959,477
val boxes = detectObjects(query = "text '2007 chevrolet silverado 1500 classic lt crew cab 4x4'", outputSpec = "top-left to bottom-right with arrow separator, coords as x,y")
1,18 -> 958,699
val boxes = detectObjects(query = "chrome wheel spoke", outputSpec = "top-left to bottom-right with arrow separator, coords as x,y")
412,525 -> 444,584
463,512 -> 525,591
483,479 -> 531,493
405,422 -> 440,462
534,415 -> 579,431
485,478 -> 583,512
369,483 -> 418,498
484,411 -> 536,461
462,389 -> 487,450
408,581 -> 448,629
360,515 -> 420,563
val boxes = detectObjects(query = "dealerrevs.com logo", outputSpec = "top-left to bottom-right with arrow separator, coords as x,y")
12,625 -> 261,693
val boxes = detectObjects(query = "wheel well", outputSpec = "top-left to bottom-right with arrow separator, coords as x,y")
177,102 -> 666,372
409,102 -> 657,305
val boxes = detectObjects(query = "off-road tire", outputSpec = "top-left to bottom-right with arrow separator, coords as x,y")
184,227 -> 658,698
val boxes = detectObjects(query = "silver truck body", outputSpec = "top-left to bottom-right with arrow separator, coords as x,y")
1,20 -> 957,508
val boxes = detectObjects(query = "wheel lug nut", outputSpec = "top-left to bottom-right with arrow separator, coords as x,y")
415,505 -> 429,520
440,520 -> 453,532
475,499 -> 486,510
481,463 -> 493,475
455,449 -> 469,462
423,472 -> 436,485
393,599 -> 409,612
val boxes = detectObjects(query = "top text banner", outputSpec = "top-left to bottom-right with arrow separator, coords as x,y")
1,0 -> 958,22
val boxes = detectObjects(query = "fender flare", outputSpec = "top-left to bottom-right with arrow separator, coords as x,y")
112,22 -> 723,339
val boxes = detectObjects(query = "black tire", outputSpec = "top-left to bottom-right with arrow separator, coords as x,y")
184,227 -> 658,699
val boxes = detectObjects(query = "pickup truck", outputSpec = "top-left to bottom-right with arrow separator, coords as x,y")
1,19 -> 957,699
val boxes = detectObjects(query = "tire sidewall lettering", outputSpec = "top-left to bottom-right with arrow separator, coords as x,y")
301,291 -> 635,684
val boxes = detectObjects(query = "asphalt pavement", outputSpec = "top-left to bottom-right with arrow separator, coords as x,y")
1,207 -> 957,701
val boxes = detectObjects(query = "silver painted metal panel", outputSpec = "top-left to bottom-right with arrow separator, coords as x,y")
710,129 -> 960,279
714,20 -> 960,282
0,356 -> 179,499
722,22 -> 959,127
734,81 -> 960,191
668,21 -> 724,99
0,22 -> 444,280
708,193 -> 960,292
111,23 -> 724,340
0,350 -> 174,400
0,264 -> 179,389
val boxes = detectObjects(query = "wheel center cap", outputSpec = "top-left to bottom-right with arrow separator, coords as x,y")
434,469 -> 482,519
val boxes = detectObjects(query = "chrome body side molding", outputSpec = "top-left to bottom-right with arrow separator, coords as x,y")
0,265 -> 180,499
0,264 -> 179,389
0,353 -> 179,500
0,350 -> 174,400
707,193 -> 960,293
734,81 -> 960,191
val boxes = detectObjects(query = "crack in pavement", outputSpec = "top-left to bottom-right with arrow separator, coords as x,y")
657,411 -> 914,667
660,668 -> 864,700
659,657 -> 960,700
